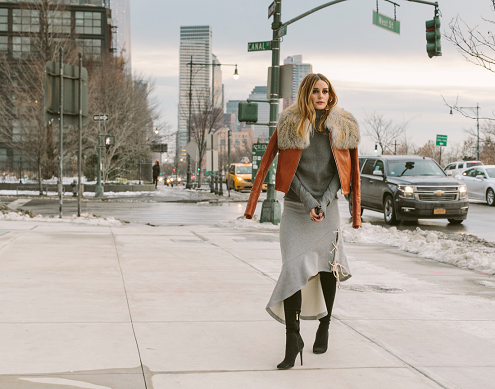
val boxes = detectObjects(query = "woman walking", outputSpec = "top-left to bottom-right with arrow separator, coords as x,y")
244,73 -> 361,369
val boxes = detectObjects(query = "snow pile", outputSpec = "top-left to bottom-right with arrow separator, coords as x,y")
341,223 -> 495,275
223,217 -> 495,275
217,215 -> 281,232
0,210 -> 122,226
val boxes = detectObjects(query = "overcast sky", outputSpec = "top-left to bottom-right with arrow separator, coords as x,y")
130,0 -> 495,155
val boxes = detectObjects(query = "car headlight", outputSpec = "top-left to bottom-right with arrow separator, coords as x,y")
237,177 -> 244,182
398,185 -> 414,198
177,178 -> 181,182
459,185 -> 468,199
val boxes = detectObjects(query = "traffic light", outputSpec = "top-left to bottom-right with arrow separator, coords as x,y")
426,16 -> 442,58
197,168 -> 200,172
173,168 -> 175,173
374,144 -> 378,153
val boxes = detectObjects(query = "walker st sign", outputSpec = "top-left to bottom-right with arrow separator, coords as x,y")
268,1 -> 276,18
248,41 -> 272,52
436,134 -> 448,147
372,10 -> 400,34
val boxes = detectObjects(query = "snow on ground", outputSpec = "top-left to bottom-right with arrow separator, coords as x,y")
222,217 -> 495,275
0,190 -> 154,197
0,211 -> 122,226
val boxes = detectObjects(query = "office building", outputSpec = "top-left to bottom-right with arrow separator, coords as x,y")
248,86 -> 269,140
110,0 -> 131,64
179,25 -> 225,157
282,55 -> 312,110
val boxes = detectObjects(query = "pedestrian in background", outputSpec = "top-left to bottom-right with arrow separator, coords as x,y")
245,73 -> 362,369
152,159 -> 160,188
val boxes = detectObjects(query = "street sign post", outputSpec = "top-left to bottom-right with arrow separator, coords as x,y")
372,10 -> 400,34
436,134 -> 447,146
93,113 -> 109,197
248,41 -> 272,52
252,143 -> 277,185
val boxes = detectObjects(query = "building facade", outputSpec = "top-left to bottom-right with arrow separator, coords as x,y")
0,0 -> 113,169
109,0 -> 131,65
282,55 -> 312,110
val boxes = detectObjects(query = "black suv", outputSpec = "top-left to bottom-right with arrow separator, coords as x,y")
350,155 -> 469,225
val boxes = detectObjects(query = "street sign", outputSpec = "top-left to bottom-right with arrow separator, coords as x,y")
436,134 -> 447,147
93,114 -> 109,121
248,41 -> 272,52
252,143 -> 277,185
185,140 -> 199,161
45,61 -> 89,126
268,1 -> 276,18
372,10 -> 400,34
206,133 -> 218,150
277,25 -> 287,38
150,143 -> 168,153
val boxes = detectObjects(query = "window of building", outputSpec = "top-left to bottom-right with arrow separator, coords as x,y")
0,36 -> 7,54
76,38 -> 101,60
12,9 -> 39,33
47,10 -> 71,34
75,12 -> 101,35
0,8 -> 8,32
0,148 -> 7,161
12,36 -> 32,59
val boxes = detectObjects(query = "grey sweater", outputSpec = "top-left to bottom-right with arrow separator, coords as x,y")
285,109 -> 341,216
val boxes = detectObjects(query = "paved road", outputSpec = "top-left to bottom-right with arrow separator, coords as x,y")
1,189 -> 494,242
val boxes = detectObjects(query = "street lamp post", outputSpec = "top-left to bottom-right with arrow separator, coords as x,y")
450,103 -> 480,160
185,58 -> 239,189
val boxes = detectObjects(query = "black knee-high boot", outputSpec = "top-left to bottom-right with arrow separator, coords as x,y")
313,272 -> 337,354
277,291 -> 304,369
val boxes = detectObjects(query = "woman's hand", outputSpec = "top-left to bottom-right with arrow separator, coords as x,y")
310,206 -> 324,223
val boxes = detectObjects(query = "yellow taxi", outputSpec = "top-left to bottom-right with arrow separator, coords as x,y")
226,159 -> 267,192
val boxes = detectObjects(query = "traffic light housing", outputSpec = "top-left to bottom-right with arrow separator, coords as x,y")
426,16 -> 442,58
374,144 -> 378,153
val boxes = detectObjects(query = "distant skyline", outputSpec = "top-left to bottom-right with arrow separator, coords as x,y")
130,0 -> 495,154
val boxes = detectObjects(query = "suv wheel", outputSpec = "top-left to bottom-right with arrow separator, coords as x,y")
487,188 -> 495,206
383,195 -> 400,225
348,201 -> 363,217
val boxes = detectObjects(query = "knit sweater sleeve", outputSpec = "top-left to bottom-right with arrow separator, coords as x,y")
319,174 -> 341,217
290,173 -> 320,213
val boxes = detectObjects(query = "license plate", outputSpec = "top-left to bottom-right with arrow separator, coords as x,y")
434,208 -> 446,215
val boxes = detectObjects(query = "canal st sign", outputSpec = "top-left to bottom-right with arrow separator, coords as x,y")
248,41 -> 272,52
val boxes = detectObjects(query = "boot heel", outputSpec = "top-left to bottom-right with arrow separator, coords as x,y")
300,350 -> 303,366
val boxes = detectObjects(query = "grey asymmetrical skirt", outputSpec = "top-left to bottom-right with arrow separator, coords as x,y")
266,198 -> 352,324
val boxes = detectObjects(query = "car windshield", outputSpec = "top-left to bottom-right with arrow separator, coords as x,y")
486,168 -> 495,178
236,166 -> 252,174
387,160 -> 445,177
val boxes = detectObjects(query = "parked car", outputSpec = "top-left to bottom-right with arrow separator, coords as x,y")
444,160 -> 483,176
350,155 -> 469,225
226,162 -> 267,192
454,165 -> 495,206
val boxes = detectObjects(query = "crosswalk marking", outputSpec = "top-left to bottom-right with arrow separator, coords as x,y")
8,199 -> 31,210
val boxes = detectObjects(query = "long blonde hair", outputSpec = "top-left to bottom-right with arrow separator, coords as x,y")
296,73 -> 338,138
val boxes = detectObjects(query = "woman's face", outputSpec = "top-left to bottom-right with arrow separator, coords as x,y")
311,80 -> 330,110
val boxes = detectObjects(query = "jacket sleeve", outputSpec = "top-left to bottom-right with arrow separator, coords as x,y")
319,174 -> 341,217
350,148 -> 362,228
290,174 -> 319,213
244,129 -> 279,219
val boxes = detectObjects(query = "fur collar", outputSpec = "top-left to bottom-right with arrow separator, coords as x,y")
277,104 -> 361,150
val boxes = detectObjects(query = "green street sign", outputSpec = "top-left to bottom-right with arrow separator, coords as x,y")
248,41 -> 272,52
277,25 -> 287,38
436,134 -> 447,147
252,143 -> 277,185
372,10 -> 400,35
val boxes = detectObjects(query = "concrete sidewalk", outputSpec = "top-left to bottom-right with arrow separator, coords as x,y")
0,219 -> 494,389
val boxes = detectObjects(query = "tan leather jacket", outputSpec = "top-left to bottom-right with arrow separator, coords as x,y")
244,105 -> 362,229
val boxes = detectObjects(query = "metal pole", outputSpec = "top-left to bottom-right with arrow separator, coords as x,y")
260,0 -> 282,224
186,56 -> 193,189
228,129 -> 231,197
476,103 -> 480,161
58,47 -> 64,218
77,52 -> 82,216
95,117 -> 103,196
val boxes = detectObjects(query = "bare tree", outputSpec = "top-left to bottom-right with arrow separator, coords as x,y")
362,112 -> 412,155
0,0 -> 80,193
85,63 -> 159,182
